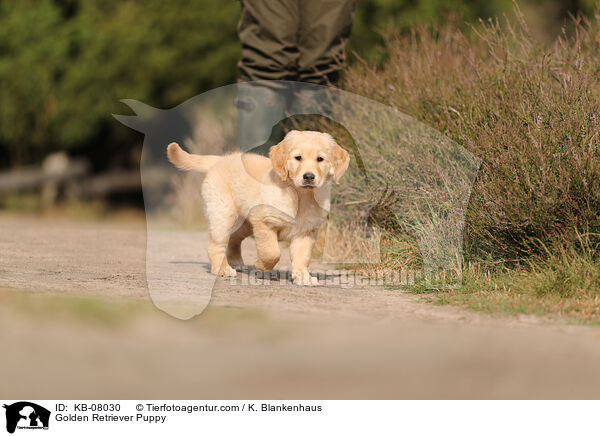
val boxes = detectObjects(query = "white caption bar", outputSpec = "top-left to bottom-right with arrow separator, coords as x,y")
1,400 -> 598,435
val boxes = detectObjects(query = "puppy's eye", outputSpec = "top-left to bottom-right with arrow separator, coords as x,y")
295,156 -> 302,161
316,156 -> 324,162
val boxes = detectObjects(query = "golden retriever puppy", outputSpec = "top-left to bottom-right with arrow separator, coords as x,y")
166,130 -> 350,285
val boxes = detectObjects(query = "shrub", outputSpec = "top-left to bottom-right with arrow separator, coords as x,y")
342,9 -> 600,261
0,0 -> 242,168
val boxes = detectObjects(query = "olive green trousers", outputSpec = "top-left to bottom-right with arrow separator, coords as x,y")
237,0 -> 355,85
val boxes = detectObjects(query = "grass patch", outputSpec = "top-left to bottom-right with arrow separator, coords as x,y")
403,248 -> 600,323
0,288 -> 274,330
0,288 -> 149,327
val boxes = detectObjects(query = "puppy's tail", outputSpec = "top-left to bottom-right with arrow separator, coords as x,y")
166,142 -> 220,172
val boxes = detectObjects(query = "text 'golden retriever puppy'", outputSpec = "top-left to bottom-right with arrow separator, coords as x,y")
167,130 -> 350,286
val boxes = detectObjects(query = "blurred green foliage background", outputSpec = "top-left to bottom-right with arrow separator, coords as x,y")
0,0 -> 595,170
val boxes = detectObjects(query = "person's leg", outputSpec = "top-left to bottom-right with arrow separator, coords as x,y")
236,1 -> 301,152
237,0 -> 300,82
297,0 -> 355,86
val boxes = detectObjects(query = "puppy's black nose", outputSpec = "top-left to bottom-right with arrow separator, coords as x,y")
303,172 -> 315,182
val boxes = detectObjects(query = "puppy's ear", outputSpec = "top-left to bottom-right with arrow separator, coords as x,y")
269,139 -> 289,181
330,142 -> 350,183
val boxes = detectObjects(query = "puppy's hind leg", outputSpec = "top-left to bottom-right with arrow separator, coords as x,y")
206,218 -> 239,277
227,220 -> 252,270
203,180 -> 238,277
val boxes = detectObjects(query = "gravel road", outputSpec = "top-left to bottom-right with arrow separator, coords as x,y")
1,213 -> 599,398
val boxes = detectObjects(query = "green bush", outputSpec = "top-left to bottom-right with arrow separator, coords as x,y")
0,0 -> 513,168
0,0 -> 241,167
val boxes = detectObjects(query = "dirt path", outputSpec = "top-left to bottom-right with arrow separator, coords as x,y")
1,213 -> 600,398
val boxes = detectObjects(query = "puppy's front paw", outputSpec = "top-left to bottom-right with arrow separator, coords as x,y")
292,269 -> 319,286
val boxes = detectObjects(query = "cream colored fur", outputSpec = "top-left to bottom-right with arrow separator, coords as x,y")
166,130 -> 349,286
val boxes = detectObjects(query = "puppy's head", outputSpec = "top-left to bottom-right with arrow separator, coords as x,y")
269,130 -> 350,189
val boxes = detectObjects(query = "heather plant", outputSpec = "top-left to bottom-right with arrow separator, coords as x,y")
342,9 -> 600,262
